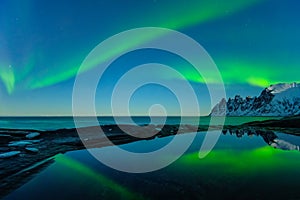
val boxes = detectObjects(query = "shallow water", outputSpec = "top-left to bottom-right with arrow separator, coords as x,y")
5,130 -> 300,200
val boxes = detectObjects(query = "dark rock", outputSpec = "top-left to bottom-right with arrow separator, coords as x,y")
0,151 -> 21,159
25,147 -> 39,153
25,132 -> 40,139
52,137 -> 82,145
8,141 -> 32,147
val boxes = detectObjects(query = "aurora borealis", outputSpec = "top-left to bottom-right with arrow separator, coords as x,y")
1,0 -> 300,116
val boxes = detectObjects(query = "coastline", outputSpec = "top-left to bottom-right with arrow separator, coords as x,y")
1,116 -> 300,198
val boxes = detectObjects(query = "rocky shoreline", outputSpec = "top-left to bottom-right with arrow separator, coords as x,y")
1,116 -> 300,198
0,124 -> 212,198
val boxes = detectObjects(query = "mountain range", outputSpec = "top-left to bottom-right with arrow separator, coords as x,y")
210,82 -> 300,116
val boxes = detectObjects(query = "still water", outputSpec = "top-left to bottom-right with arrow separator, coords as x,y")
5,130 -> 300,200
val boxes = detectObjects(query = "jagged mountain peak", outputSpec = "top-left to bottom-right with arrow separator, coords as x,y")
210,82 -> 300,117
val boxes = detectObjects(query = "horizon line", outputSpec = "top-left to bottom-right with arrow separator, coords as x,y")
0,115 -> 210,117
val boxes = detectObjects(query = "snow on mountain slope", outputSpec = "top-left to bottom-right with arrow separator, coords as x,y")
267,82 -> 299,94
210,83 -> 300,116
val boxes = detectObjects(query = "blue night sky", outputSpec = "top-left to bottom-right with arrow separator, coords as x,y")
0,0 -> 299,116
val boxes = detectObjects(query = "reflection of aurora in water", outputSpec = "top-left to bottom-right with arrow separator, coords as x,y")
5,129 -> 300,199
179,146 -> 300,175
55,154 -> 143,200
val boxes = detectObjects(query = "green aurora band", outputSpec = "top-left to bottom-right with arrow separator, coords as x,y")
28,31 -> 165,90
158,0 -> 263,30
0,0 -> 269,94
0,65 -> 15,94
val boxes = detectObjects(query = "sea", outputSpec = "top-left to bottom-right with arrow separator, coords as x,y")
0,116 -> 280,130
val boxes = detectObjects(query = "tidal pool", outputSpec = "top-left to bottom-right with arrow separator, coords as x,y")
5,130 -> 300,200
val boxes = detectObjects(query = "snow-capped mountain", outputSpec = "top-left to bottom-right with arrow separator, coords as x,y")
210,83 -> 300,116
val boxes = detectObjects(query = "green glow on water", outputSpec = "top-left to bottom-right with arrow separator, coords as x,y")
179,146 -> 300,175
55,154 -> 143,200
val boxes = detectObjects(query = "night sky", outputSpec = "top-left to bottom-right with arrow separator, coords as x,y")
0,0 -> 299,116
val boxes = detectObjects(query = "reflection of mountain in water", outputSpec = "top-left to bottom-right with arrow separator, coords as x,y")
222,128 -> 300,151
